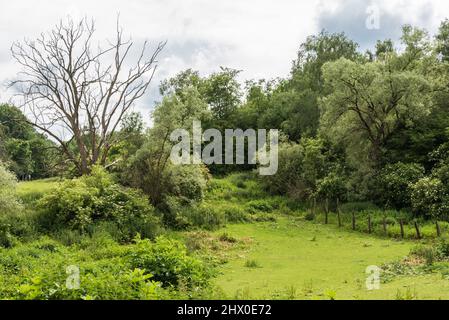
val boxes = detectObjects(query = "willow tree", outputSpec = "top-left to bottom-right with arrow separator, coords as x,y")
320,26 -> 435,167
10,17 -> 165,175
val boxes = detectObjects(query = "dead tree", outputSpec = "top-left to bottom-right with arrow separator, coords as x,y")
10,17 -> 165,175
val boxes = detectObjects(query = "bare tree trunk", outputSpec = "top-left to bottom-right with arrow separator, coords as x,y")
10,17 -> 165,175
414,221 -> 421,239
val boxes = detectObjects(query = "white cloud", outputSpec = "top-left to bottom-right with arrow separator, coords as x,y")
0,0 -> 447,119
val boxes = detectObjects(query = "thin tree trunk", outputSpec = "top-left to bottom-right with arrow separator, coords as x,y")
414,221 -> 421,239
436,221 -> 441,237
399,219 -> 404,239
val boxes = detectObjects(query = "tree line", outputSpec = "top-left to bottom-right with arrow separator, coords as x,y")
2,17 -> 449,219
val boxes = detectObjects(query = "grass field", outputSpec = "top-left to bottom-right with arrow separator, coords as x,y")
16,178 -> 60,204
14,176 -> 449,300
213,218 -> 449,300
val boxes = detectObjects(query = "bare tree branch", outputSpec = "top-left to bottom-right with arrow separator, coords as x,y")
9,16 -> 165,175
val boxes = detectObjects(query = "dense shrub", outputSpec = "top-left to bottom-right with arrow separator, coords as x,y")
246,199 -> 277,213
125,144 -> 209,208
178,204 -> 226,231
37,167 -> 160,241
376,162 -> 424,209
221,204 -> 251,223
263,139 -> 337,201
410,177 -> 449,219
0,232 -> 219,300
165,165 -> 209,203
316,171 -> 347,202
0,210 -> 34,248
263,143 -> 303,197
0,163 -> 22,214
128,236 -> 213,289
0,163 -> 29,247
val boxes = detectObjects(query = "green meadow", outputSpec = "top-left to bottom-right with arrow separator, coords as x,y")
11,175 -> 449,300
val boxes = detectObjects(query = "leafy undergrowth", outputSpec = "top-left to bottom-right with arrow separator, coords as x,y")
200,172 -> 304,226
0,233 -> 220,300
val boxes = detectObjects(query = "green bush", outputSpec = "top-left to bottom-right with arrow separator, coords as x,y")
410,177 -> 449,219
435,238 -> 449,259
162,197 -> 227,230
410,245 -> 436,265
0,163 -> 30,247
0,210 -> 34,248
178,204 -> 226,231
36,167 -> 161,241
0,233 -> 217,300
263,139 -> 339,201
125,144 -> 209,207
376,162 -> 424,209
244,260 -> 261,268
221,205 -> 250,223
246,199 -> 277,214
128,236 -> 213,289
0,162 -> 22,214
165,165 -> 209,203
0,236 -> 163,300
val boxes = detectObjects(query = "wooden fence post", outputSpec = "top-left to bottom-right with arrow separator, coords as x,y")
436,221 -> 441,237
312,197 -> 316,216
352,212 -> 356,231
383,215 -> 387,235
368,216 -> 372,234
325,198 -> 329,225
337,198 -> 342,228
399,219 -> 404,239
414,221 -> 421,239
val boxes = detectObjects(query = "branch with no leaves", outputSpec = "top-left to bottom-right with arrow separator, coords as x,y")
9,16 -> 166,175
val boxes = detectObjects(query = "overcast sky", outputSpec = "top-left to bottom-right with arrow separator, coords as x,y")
0,0 -> 448,119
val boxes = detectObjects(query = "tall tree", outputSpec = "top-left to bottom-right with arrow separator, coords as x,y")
436,19 -> 449,62
320,27 -> 435,167
252,31 -> 361,141
10,17 -> 165,175
0,104 -> 56,178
